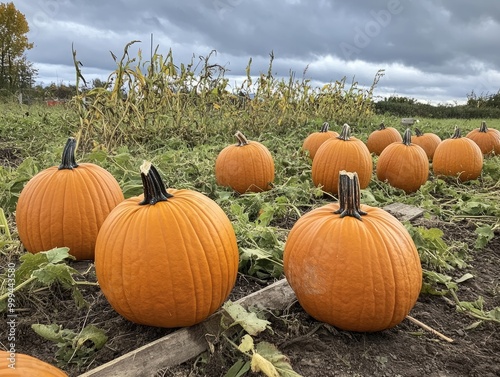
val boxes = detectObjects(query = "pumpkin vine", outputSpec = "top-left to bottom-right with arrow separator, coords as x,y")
333,171 -> 367,220
58,137 -> 79,170
139,161 -> 173,205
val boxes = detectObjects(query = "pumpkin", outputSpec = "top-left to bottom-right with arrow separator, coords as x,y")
312,124 -> 372,195
283,171 -> 422,332
366,123 -> 403,155
433,126 -> 483,182
411,128 -> 442,161
465,121 -> 500,156
376,128 -> 429,193
16,137 -> 124,260
302,122 -> 339,160
215,131 -> 275,193
0,350 -> 68,376
95,161 -> 239,328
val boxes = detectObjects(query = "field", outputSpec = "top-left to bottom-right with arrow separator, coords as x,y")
0,65 -> 499,377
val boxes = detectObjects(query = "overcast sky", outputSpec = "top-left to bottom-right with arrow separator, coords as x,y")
14,0 -> 500,104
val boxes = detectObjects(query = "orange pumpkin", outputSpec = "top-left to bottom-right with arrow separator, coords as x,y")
215,131 -> 275,193
366,123 -> 403,155
0,350 -> 68,376
95,162 -> 239,328
312,124 -> 372,195
376,128 -> 429,193
433,126 -> 483,182
411,128 -> 442,161
302,122 -> 339,160
284,171 -> 422,332
465,121 -> 500,156
16,137 -> 124,260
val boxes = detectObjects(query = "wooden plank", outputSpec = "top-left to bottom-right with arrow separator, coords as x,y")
401,118 -> 416,126
383,203 -> 424,222
79,279 -> 295,377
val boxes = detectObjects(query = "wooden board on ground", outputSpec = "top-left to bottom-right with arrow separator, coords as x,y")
79,279 -> 296,377
383,203 -> 424,222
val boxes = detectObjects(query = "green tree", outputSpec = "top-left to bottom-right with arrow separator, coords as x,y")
0,2 -> 35,92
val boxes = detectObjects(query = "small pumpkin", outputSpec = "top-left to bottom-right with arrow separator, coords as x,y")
376,128 -> 429,193
465,121 -> 500,156
284,171 -> 422,332
302,122 -> 339,160
433,126 -> 483,182
366,123 -> 403,155
215,131 -> 275,193
16,137 -> 124,260
411,128 -> 442,161
0,350 -> 68,376
95,161 -> 239,328
312,124 -> 372,195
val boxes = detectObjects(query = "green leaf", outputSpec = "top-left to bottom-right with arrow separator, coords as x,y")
223,301 -> 271,336
224,359 -> 251,377
32,263 -> 79,288
74,325 -> 108,350
455,273 -> 474,284
255,341 -> 303,377
31,323 -> 67,343
474,225 -> 495,249
43,247 -> 73,264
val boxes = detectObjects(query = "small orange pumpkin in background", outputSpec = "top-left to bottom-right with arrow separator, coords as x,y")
0,350 -> 68,376
95,162 -> 239,328
376,128 -> 429,193
366,122 -> 403,155
215,131 -> 275,193
411,128 -> 442,161
465,121 -> 500,156
433,126 -> 483,182
302,122 -> 339,160
16,137 -> 124,260
284,171 -> 422,332
312,124 -> 372,195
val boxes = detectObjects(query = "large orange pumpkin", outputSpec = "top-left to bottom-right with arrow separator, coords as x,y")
215,131 -> 275,193
16,137 -> 124,260
301,122 -> 339,160
95,162 -> 239,328
376,128 -> 429,193
312,124 -> 372,195
411,128 -> 442,161
366,123 -> 403,155
433,126 -> 483,182
0,350 -> 68,376
284,171 -> 422,332
465,121 -> 500,156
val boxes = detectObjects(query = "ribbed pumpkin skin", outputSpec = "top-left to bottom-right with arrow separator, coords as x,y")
0,350 -> 68,376
302,123 -> 339,160
312,128 -> 372,195
466,123 -> 500,156
283,202 -> 422,332
377,131 -> 429,193
366,125 -> 403,155
411,131 -> 442,161
94,188 -> 239,328
433,133 -> 483,182
16,163 -> 124,260
215,134 -> 275,194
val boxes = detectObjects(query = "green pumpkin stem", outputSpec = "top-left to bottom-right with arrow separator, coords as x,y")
234,131 -> 249,146
334,171 -> 367,220
451,126 -> 462,139
139,161 -> 173,205
402,128 -> 412,146
320,122 -> 330,133
58,137 -> 79,170
414,128 -> 423,137
479,121 -> 488,133
337,124 -> 352,141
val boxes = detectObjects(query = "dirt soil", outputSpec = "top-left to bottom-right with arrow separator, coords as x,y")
1,217 -> 499,377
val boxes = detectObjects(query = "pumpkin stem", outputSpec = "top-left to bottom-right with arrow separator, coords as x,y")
414,128 -> 423,137
378,122 -> 386,130
139,161 -> 173,205
320,122 -> 330,133
234,131 -> 249,146
479,121 -> 488,133
336,124 -> 352,141
451,126 -> 462,139
333,171 -> 367,220
58,137 -> 79,170
402,128 -> 412,146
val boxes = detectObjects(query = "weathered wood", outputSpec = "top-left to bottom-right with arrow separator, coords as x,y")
401,117 -> 416,126
383,202 -> 424,222
79,279 -> 295,377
